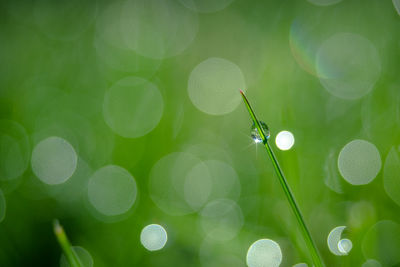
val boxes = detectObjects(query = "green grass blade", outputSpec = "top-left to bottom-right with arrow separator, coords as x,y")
53,219 -> 83,267
240,91 -> 324,267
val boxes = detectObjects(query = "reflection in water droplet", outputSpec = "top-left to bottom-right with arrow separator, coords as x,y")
250,121 -> 269,143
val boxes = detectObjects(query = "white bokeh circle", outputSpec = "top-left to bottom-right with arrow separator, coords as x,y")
383,147 -> 400,207
31,136 -> 77,185
0,189 -> 6,223
88,165 -> 137,216
246,239 -> 282,267
275,131 -> 295,151
188,57 -> 246,115
140,224 -> 168,251
338,139 -> 381,185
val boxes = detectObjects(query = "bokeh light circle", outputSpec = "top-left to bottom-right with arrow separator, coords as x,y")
383,147 -> 400,206
140,224 -> 168,251
0,189 -> 6,223
348,201 -> 375,229
246,239 -> 282,267
289,17 -> 319,77
327,226 -> 349,256
293,264 -> 308,267
338,139 -> 381,185
324,149 -> 343,194
88,165 -> 137,216
275,131 -> 295,151
103,76 -> 164,138
200,199 -> 243,241
316,33 -> 381,99
60,246 -> 93,267
179,0 -> 235,13
121,0 -> 198,59
362,220 -> 400,266
362,259 -> 382,267
0,120 -> 30,180
184,159 -> 241,210
94,2 -> 161,77
338,238 -> 352,255
31,136 -> 78,185
188,57 -> 246,115
149,152 -> 203,215
393,0 -> 400,15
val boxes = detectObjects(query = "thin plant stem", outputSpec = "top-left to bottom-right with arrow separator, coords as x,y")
240,90 -> 324,267
53,219 -> 82,267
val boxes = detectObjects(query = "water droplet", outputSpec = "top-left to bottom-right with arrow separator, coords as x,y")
251,121 -> 269,143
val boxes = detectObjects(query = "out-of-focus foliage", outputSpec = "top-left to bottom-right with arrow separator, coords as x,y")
0,0 -> 400,266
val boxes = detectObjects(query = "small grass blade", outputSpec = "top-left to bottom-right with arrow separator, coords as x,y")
53,219 -> 83,267
240,90 -> 324,267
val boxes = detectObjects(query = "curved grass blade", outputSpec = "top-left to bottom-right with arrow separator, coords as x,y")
240,90 -> 324,267
53,219 -> 83,267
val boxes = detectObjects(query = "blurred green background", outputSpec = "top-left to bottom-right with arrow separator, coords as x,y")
1,0 -> 400,266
